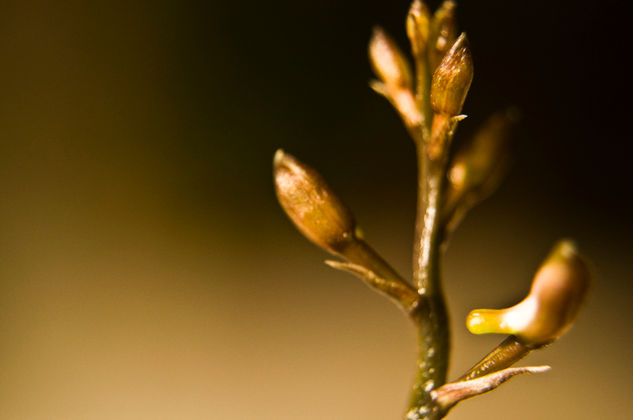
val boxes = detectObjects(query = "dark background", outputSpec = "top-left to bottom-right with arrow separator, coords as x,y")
1,1 -> 631,419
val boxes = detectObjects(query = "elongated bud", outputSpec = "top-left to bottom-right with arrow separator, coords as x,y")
467,240 -> 591,346
407,0 -> 431,58
369,27 -> 412,90
448,109 -> 517,198
273,150 -> 357,255
429,0 -> 457,69
430,32 -> 473,116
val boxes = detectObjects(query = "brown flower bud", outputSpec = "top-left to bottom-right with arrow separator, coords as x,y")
369,27 -> 412,90
429,0 -> 457,69
407,0 -> 431,58
273,150 -> 357,255
466,240 -> 591,346
448,109 -> 517,198
430,32 -> 473,116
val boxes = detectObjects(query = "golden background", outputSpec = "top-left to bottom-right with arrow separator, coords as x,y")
1,1 -> 631,419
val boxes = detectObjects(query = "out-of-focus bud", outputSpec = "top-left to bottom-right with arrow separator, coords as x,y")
407,0 -> 431,58
466,240 -> 591,346
273,149 -> 357,255
429,0 -> 457,69
369,27 -> 413,90
430,32 -> 473,116
371,80 -> 423,129
448,109 -> 517,199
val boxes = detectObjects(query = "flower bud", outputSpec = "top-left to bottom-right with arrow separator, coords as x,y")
430,32 -> 473,116
429,0 -> 457,69
406,0 -> 431,58
466,240 -> 591,346
448,109 -> 517,198
369,27 -> 413,90
273,149 -> 357,255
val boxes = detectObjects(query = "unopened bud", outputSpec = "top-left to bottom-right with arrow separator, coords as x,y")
273,150 -> 357,255
369,27 -> 412,89
466,240 -> 591,346
407,0 -> 431,58
448,109 -> 517,197
429,0 -> 457,69
430,32 -> 473,116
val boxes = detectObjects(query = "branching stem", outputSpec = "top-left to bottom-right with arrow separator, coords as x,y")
275,3 -> 589,419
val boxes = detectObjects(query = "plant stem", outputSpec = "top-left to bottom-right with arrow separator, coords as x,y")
331,237 -> 419,311
407,295 -> 449,420
413,156 -> 443,295
459,336 -> 533,381
341,237 -> 413,293
407,133 -> 451,419
413,57 -> 432,141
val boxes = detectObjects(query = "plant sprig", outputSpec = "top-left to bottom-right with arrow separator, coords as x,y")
273,1 -> 590,418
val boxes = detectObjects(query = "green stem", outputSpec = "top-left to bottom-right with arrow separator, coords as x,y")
459,336 -> 533,381
406,295 -> 449,420
406,141 -> 451,419
337,237 -> 419,310
413,163 -> 443,294
414,56 -> 432,141
341,237 -> 411,291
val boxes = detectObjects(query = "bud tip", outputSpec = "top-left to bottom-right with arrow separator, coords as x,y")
430,32 -> 473,115
273,149 -> 285,168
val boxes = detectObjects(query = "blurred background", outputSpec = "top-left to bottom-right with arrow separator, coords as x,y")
1,0 -> 631,419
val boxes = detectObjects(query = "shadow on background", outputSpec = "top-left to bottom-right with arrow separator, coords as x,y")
1,0 -> 631,419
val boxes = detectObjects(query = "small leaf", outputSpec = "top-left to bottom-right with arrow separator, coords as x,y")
432,365 -> 551,414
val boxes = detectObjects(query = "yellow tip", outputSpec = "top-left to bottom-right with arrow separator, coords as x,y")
466,309 -> 516,335
273,149 -> 285,167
